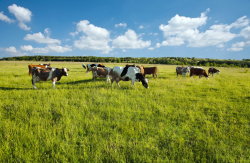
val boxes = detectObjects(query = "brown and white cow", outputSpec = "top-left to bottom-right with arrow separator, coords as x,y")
190,67 -> 209,79
32,67 -> 69,89
39,63 -> 51,67
143,67 -> 157,78
82,63 -> 106,73
28,64 -> 48,76
208,67 -> 220,78
176,66 -> 190,78
91,67 -> 113,83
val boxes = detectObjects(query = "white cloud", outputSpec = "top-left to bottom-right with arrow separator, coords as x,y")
0,11 -> 14,23
24,29 -> 61,44
122,49 -> 127,52
154,33 -> 158,35
70,31 -> 79,38
227,41 -> 250,51
65,39 -> 70,41
216,43 -> 224,48
115,23 -> 127,28
73,20 -> 112,54
20,44 -> 72,53
239,26 -> 250,39
148,47 -> 154,50
112,29 -> 151,49
5,46 -> 27,56
156,9 -> 249,48
139,25 -> 144,29
8,4 -> 32,30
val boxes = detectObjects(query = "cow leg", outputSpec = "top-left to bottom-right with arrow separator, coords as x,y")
32,78 -> 37,89
52,79 -> 56,89
93,76 -> 95,82
131,79 -> 135,88
106,75 -> 110,83
32,75 -> 37,89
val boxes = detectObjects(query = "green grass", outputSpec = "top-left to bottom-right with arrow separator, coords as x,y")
0,61 -> 250,162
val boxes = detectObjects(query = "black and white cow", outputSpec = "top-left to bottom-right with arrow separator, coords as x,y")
176,66 -> 190,78
208,67 -> 220,78
111,66 -> 149,89
82,63 -> 105,73
32,67 -> 69,89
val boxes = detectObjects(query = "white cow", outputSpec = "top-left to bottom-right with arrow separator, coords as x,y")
111,66 -> 149,89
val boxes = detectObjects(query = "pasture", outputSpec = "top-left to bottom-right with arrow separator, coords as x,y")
0,61 -> 249,162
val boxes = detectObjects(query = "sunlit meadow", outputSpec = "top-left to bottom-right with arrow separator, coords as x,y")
0,61 -> 249,162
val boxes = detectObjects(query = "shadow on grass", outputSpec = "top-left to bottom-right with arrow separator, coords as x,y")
0,87 -> 30,90
57,78 -> 105,85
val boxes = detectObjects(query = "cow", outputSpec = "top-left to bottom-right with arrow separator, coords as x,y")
143,67 -> 157,78
82,63 -> 105,73
208,67 -> 220,78
39,63 -> 51,67
91,67 -> 113,83
176,66 -> 190,78
32,67 -> 69,89
28,64 -> 48,76
111,66 -> 149,89
125,64 -> 144,76
190,67 -> 209,79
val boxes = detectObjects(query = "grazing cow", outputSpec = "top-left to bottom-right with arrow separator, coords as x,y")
176,66 -> 190,78
208,67 -> 220,78
39,63 -> 51,67
28,64 -> 47,76
82,63 -> 105,73
111,66 -> 149,89
91,67 -> 113,83
190,67 -> 209,79
125,64 -> 144,76
32,67 -> 69,89
143,67 -> 157,78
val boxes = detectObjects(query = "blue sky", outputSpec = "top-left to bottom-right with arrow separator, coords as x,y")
0,0 -> 250,60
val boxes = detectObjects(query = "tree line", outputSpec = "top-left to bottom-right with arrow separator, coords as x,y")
1,55 -> 250,68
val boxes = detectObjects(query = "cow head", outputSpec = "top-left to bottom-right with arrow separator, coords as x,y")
203,70 -> 209,79
216,69 -> 220,74
62,67 -> 69,76
82,63 -> 86,69
136,73 -> 149,89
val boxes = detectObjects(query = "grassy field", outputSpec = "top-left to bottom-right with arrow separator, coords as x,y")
0,61 -> 249,162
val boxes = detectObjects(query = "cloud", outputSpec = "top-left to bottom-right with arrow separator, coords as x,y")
5,46 -> 27,56
148,47 -> 154,50
227,41 -> 250,51
73,20 -> 112,54
70,31 -> 79,38
154,33 -> 158,35
122,49 -> 127,52
8,4 -> 32,30
20,44 -> 72,53
0,11 -> 14,23
139,25 -> 144,29
112,29 -> 151,49
24,29 -> 61,44
216,43 -> 224,48
239,26 -> 250,39
115,23 -> 127,28
156,9 -> 249,48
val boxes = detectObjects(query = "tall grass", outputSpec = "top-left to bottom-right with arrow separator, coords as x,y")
0,61 -> 249,162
